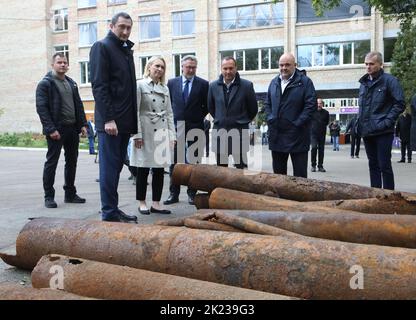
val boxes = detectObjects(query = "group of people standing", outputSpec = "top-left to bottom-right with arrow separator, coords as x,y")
35,12 -> 414,223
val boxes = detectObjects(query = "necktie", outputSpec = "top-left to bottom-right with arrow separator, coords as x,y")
183,79 -> 190,104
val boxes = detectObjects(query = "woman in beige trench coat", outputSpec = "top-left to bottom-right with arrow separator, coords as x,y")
130,56 -> 175,215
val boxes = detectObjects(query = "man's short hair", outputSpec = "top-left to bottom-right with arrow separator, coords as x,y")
221,56 -> 237,66
365,51 -> 383,64
181,55 -> 198,66
111,12 -> 133,25
52,52 -> 66,62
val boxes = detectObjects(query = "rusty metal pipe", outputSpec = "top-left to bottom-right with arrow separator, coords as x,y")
184,218 -> 243,233
3,218 -> 416,299
172,164 -> 416,201
32,254 -> 290,300
209,188 -> 357,214
193,193 -> 210,209
0,283 -> 93,300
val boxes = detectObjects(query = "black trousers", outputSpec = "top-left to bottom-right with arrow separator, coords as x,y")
350,134 -> 361,157
43,125 -> 79,200
215,129 -> 248,169
310,134 -> 325,168
271,151 -> 308,178
136,167 -> 164,201
400,140 -> 412,161
363,133 -> 394,190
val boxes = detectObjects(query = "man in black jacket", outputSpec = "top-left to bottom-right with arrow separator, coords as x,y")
90,12 -> 138,223
395,112 -> 412,163
265,53 -> 316,178
208,56 -> 258,169
164,55 -> 209,206
35,53 -> 88,208
358,51 -> 405,190
346,115 -> 361,158
411,94 -> 416,152
310,98 -> 329,172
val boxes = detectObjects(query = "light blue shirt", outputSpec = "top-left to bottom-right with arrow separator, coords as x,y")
182,75 -> 194,96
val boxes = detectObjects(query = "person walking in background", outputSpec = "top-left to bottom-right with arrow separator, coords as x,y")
411,94 -> 416,153
395,111 -> 412,163
264,53 -> 316,178
87,119 -> 96,155
329,120 -> 341,151
346,114 -> 361,158
260,122 -> 268,145
90,12 -> 138,223
208,56 -> 258,169
310,98 -> 329,172
249,121 -> 256,146
35,53 -> 88,208
358,51 -> 405,190
130,56 -> 175,215
163,55 -> 208,206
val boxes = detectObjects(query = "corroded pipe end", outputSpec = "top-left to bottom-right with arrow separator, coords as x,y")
171,163 -> 193,186
194,193 -> 210,209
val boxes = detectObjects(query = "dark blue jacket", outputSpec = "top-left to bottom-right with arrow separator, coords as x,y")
264,69 -> 317,153
167,75 -> 209,132
208,72 -> 258,130
358,69 -> 404,138
89,31 -> 137,134
35,72 -> 87,135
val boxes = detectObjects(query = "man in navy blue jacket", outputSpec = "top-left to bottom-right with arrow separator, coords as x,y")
264,53 -> 316,178
358,51 -> 404,190
90,12 -> 138,223
164,55 -> 209,205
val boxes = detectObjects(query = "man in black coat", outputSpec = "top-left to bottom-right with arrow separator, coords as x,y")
264,53 -> 317,178
310,98 -> 329,172
35,53 -> 88,208
163,55 -> 209,206
346,114 -> 361,158
411,94 -> 416,152
358,51 -> 405,190
90,12 -> 138,223
395,112 -> 412,163
208,56 -> 258,169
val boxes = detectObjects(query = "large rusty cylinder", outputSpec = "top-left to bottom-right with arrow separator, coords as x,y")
209,188 -> 357,214
208,209 -> 416,248
0,283 -> 93,300
184,218 -> 244,233
171,163 -> 416,201
32,254 -> 292,300
193,193 -> 210,209
3,218 -> 416,299
155,212 -> 215,226
312,193 -> 416,215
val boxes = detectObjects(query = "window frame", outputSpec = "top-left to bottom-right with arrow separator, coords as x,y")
53,8 -> 68,33
172,10 -> 195,37
79,61 -> 91,85
139,14 -> 161,41
54,44 -> 69,62
78,0 -> 96,9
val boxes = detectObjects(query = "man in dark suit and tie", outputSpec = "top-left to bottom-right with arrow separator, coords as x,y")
164,55 -> 209,205
208,56 -> 258,169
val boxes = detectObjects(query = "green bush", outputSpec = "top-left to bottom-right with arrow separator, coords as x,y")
0,132 -> 91,149
0,133 -> 19,146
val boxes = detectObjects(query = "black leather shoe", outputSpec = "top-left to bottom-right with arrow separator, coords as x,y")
102,215 -> 122,223
318,167 -> 326,172
408,160 -> 412,163
398,160 -> 405,163
64,194 -> 86,203
118,210 -> 138,221
45,198 -> 57,208
150,207 -> 171,214
138,208 -> 150,215
188,195 -> 195,205
311,167 -> 316,172
163,194 -> 179,205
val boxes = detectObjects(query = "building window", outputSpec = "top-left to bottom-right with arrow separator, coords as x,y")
220,47 -> 283,71
108,0 -> 126,5
172,10 -> 195,37
80,61 -> 90,84
54,45 -> 69,62
78,0 -> 96,8
139,14 -> 160,40
139,56 -> 152,77
384,38 -> 397,63
54,8 -> 68,32
78,22 -> 97,47
220,2 -> 284,31
297,40 -> 370,67
173,53 -> 196,77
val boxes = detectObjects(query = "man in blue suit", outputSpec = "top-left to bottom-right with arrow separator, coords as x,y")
164,55 -> 209,205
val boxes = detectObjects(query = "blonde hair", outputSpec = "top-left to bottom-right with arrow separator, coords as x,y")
144,56 -> 166,84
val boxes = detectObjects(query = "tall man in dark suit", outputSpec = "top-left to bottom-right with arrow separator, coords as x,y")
164,55 -> 209,205
346,114 -> 361,158
208,56 -> 258,169
90,12 -> 138,223
265,53 -> 317,178
395,112 -> 412,163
